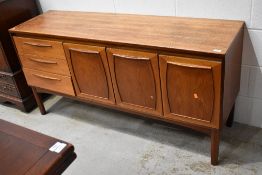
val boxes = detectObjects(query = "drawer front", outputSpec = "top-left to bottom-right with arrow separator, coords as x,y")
0,72 -> 14,84
23,68 -> 75,96
0,81 -> 19,97
14,37 -> 66,59
160,55 -> 221,128
20,55 -> 71,76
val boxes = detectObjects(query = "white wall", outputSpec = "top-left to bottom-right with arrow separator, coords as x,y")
38,0 -> 262,128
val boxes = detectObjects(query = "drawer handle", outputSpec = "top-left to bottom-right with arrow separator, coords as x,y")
24,42 -> 52,48
29,58 -> 58,64
32,73 -> 61,81
167,61 -> 212,70
69,48 -> 99,54
113,54 -> 149,60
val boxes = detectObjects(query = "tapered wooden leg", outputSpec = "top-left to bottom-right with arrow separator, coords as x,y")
226,104 -> 235,127
32,87 -> 46,115
211,129 -> 220,165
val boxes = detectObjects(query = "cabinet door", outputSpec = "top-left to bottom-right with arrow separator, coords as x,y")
160,55 -> 221,128
64,43 -> 115,105
107,48 -> 162,116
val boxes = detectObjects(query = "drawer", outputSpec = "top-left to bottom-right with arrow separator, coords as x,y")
0,72 -> 14,84
0,81 -> 19,97
14,37 -> 66,59
20,55 -> 71,76
23,68 -> 75,96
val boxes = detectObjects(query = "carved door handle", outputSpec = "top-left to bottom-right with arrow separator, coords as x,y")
167,61 -> 212,70
69,48 -> 99,54
113,54 -> 149,60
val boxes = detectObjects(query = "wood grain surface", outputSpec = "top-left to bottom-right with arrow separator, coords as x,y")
0,119 -> 76,175
23,68 -> 75,96
107,48 -> 162,116
14,37 -> 66,59
64,43 -> 115,105
9,10 -> 244,56
159,55 -> 222,128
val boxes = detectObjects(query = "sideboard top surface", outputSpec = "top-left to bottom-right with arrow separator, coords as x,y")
10,10 -> 244,57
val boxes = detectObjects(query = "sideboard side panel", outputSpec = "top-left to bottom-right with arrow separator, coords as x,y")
223,27 -> 244,123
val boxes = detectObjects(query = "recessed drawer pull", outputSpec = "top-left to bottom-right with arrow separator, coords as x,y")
167,61 -> 212,70
113,54 -> 149,60
69,48 -> 99,54
24,42 -> 52,48
32,73 -> 61,81
29,58 -> 58,64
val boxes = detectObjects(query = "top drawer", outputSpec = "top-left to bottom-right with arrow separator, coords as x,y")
13,37 -> 66,59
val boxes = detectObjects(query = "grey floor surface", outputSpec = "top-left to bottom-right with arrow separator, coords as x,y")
0,95 -> 262,175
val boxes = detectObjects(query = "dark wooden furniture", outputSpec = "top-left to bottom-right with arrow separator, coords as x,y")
0,119 -> 76,175
0,0 -> 40,111
10,11 -> 244,165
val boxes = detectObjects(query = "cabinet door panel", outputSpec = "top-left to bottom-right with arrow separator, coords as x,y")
160,55 -> 221,128
64,43 -> 115,104
107,48 -> 162,116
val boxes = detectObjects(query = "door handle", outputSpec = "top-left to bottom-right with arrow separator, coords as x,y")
69,48 -> 99,54
113,54 -> 150,60
167,61 -> 212,70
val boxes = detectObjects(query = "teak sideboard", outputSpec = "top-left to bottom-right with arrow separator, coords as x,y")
9,11 -> 244,165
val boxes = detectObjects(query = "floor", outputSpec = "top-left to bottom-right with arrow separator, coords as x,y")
0,96 -> 262,175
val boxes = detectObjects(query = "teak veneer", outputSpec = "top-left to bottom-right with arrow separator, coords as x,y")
9,10 -> 244,165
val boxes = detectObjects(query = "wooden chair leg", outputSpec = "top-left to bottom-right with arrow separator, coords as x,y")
211,129 -> 220,165
32,87 -> 46,115
226,104 -> 235,127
